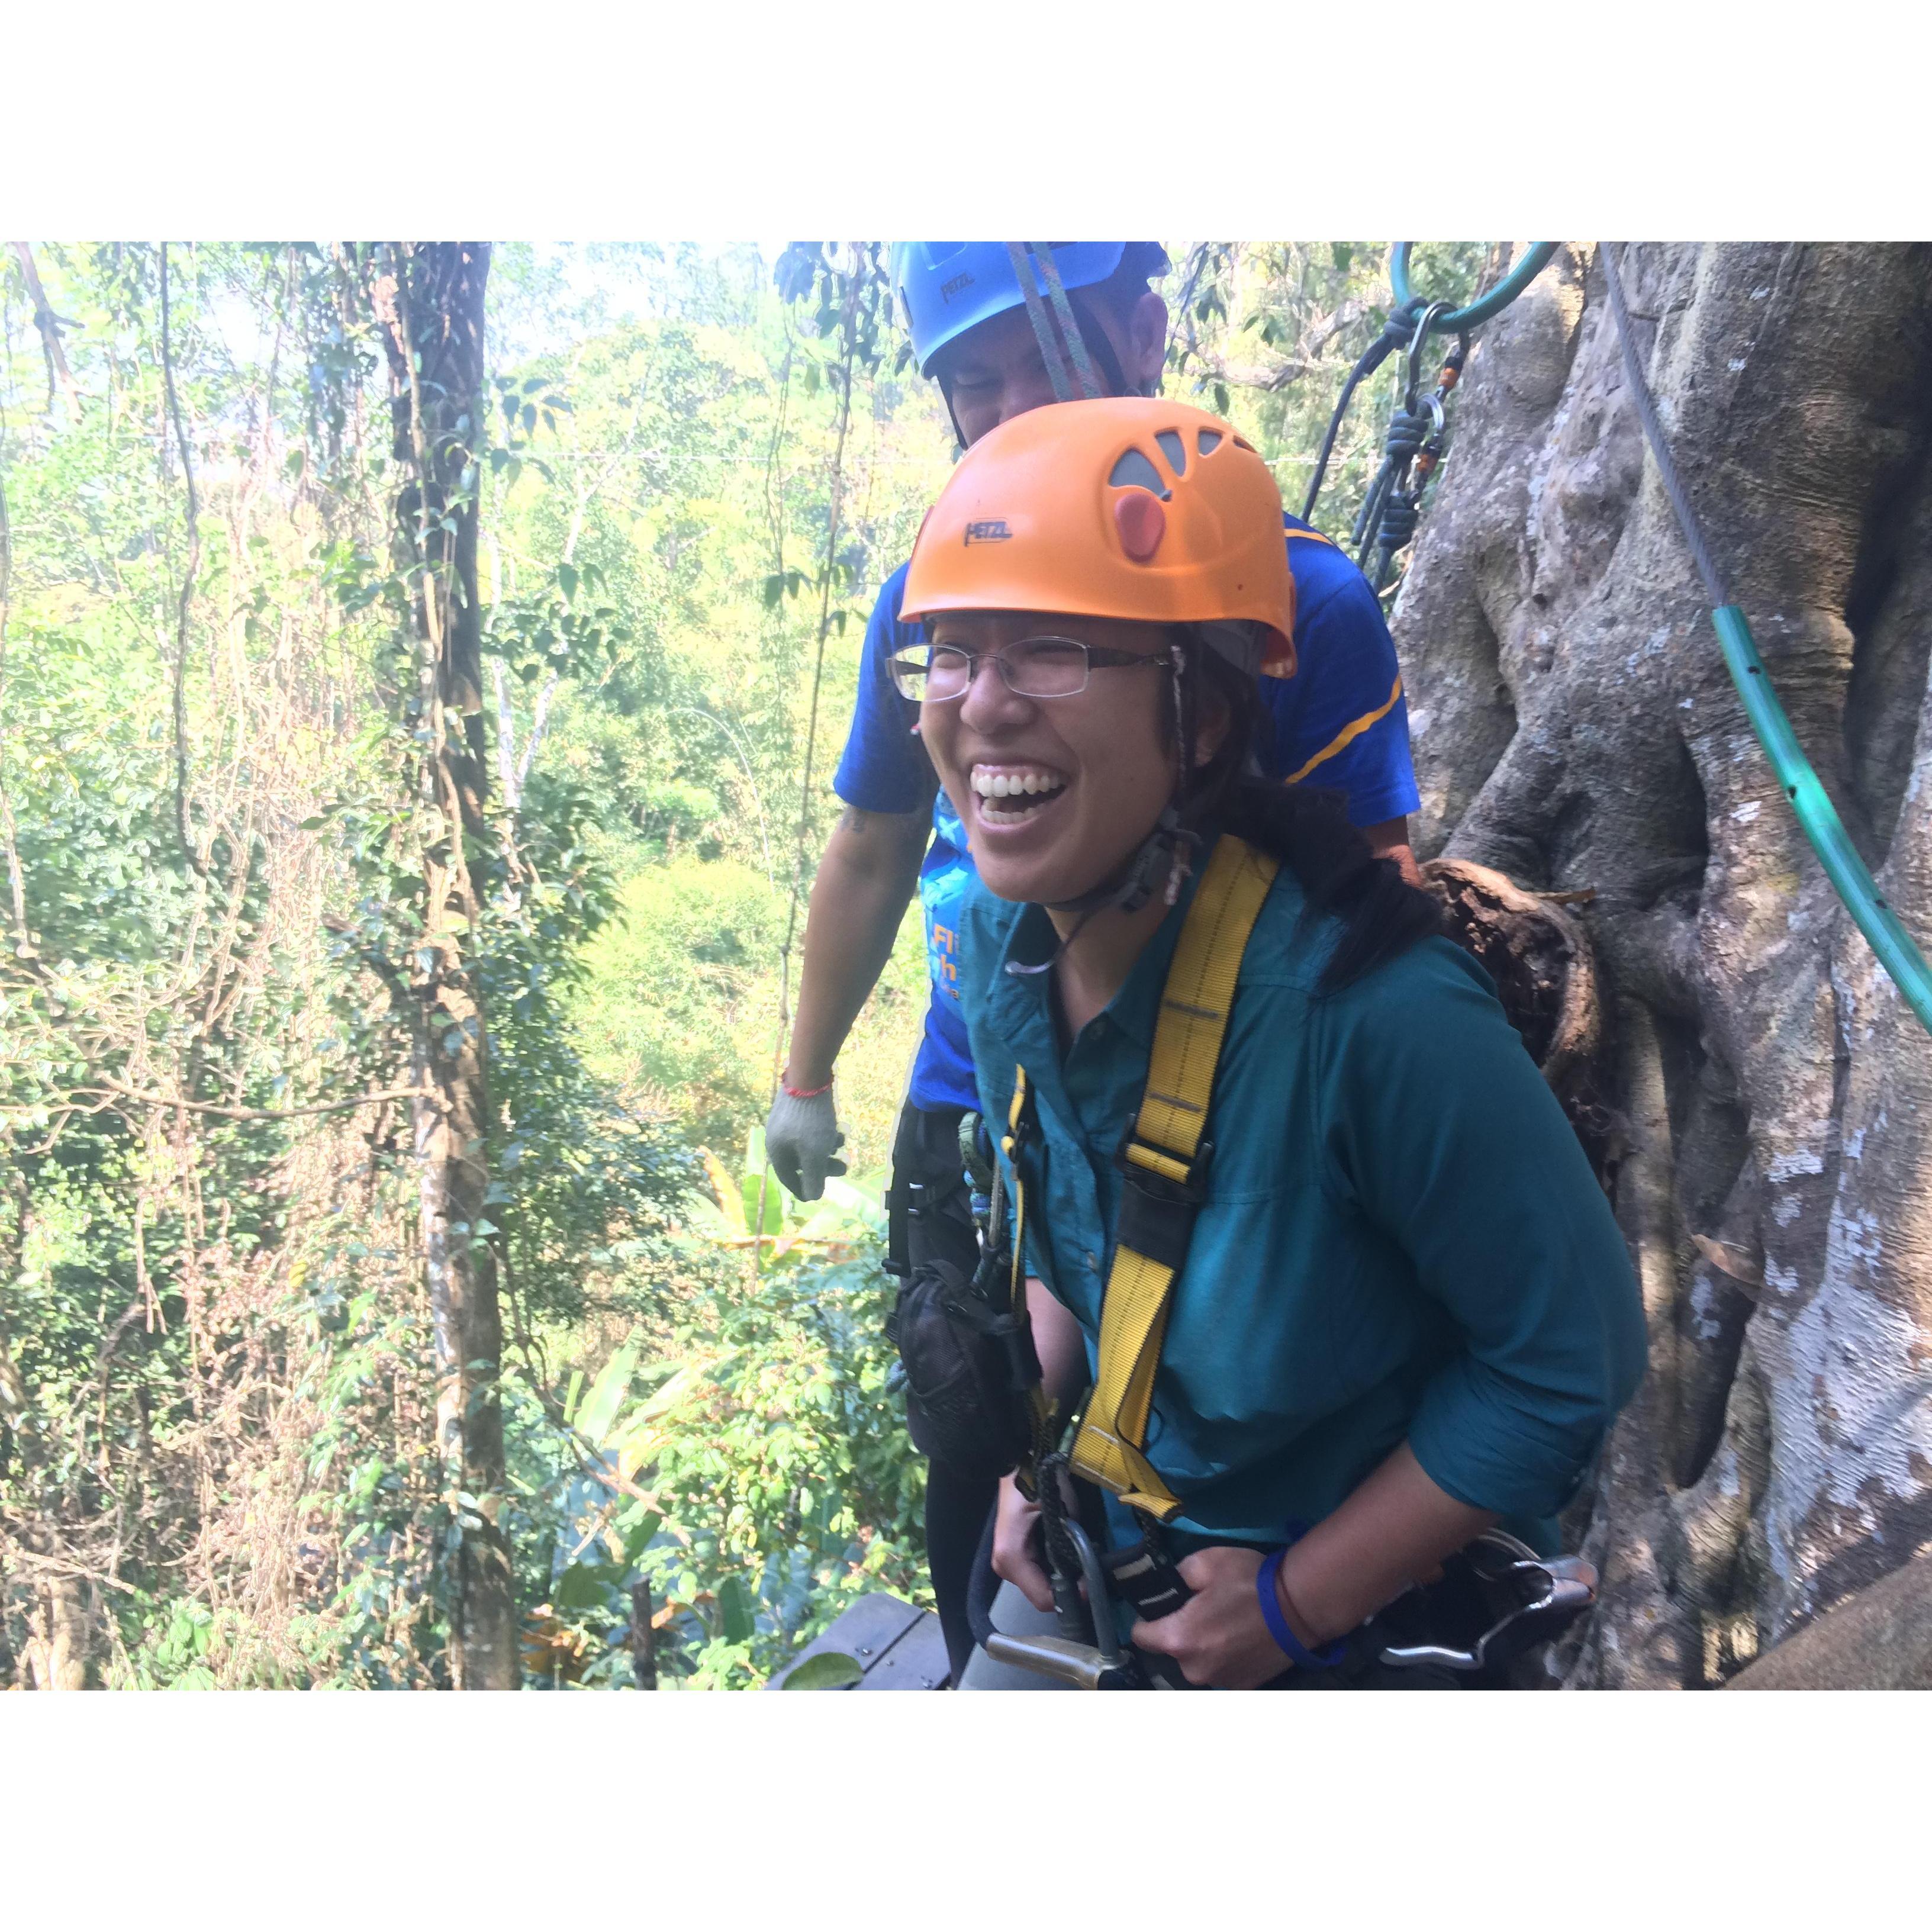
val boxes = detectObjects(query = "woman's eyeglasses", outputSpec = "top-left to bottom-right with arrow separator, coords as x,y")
888,636 -> 1170,703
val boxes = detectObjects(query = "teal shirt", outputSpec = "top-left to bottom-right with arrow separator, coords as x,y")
958,839 -> 1646,1553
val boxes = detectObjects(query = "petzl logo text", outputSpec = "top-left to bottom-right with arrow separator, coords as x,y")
964,519 -> 1012,546
940,273 -> 975,302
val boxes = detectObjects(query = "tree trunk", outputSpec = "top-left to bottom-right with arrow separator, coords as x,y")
1392,243 -> 1932,1686
375,242 -> 517,1690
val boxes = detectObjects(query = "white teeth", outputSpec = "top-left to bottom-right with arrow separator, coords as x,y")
972,767 -> 1064,800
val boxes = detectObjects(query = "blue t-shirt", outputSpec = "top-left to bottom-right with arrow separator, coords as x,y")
831,516 -> 1421,1114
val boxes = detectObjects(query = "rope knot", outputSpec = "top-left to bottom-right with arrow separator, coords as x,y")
1382,406 -> 1428,463
1377,492 -> 1420,552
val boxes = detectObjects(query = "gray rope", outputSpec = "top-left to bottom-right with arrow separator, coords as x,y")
1005,243 -> 1078,404
1599,242 -> 1733,608
1028,244 -> 1103,399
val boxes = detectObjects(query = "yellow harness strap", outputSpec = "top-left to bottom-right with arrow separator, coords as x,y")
1002,1067 -> 1056,1455
1064,834 -> 1278,1519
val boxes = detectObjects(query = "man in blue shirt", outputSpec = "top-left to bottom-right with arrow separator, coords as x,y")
762,243 -> 1421,1678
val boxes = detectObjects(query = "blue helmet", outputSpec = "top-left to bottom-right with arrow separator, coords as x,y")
890,242 -> 1170,378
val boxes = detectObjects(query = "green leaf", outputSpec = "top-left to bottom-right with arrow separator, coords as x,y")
740,1169 -> 783,1237
621,1512 -> 664,1563
719,1573 -> 756,1644
575,1337 -> 640,1443
781,1650 -> 861,1690
553,1561 -> 623,1611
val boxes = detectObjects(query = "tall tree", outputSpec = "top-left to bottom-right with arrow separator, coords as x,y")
1392,243 -> 1932,1685
374,242 -> 517,1689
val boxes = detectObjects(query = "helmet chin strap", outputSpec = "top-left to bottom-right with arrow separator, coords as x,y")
1003,807 -> 1201,979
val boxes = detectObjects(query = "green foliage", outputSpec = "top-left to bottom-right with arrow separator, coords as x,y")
503,1237 -> 925,1690
569,857 -> 784,1148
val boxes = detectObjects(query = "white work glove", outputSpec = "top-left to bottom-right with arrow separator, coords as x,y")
765,1087 -> 846,1200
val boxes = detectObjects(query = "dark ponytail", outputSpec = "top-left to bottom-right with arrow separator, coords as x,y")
1177,636 -> 1440,993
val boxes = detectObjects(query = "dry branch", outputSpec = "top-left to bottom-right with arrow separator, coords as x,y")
9,242 -> 83,417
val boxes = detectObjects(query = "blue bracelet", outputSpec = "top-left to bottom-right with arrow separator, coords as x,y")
1256,1547 -> 1348,1670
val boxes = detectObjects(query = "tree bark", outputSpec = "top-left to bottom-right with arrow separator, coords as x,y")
1392,243 -> 1932,1685
374,242 -> 517,1690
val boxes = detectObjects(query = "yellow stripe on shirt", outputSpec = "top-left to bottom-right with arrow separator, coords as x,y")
1283,674 -> 1404,786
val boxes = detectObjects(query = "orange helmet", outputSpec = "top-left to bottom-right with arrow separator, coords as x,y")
900,397 -> 1296,679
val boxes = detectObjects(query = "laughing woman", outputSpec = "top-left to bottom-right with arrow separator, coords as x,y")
892,398 -> 1646,1690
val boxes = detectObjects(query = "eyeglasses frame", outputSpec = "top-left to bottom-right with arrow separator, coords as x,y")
888,634 -> 1173,704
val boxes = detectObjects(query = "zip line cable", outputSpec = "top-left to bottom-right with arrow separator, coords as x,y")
1600,241 -> 1932,1038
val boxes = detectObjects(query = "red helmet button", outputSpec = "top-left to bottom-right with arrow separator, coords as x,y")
1114,490 -> 1166,563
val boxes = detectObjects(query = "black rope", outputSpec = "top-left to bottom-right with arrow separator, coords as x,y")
1351,313 -> 1468,592
1301,298 -> 1422,523
1599,242 -> 1733,608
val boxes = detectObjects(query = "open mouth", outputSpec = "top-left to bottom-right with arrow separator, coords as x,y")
970,764 -> 1068,828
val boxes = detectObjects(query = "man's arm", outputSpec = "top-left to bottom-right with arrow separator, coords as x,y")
782,798 -> 933,1091
773,566 -> 933,1198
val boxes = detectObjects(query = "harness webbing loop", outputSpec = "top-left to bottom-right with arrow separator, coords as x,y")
1040,833 -> 1279,1520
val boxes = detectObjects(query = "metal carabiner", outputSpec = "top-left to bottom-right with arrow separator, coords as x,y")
981,1515 -> 1142,1689
1377,1531 -> 1598,1674
1402,301 -> 1454,415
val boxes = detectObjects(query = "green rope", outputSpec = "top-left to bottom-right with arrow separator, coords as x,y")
1391,243 -> 1560,334
1601,241 -> 1932,1039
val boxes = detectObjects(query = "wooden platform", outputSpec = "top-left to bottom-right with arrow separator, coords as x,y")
766,1592 -> 951,1690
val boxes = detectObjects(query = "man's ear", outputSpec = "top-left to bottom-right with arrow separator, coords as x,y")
1128,291 -> 1168,394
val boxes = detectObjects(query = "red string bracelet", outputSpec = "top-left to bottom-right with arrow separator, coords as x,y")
783,1080 -> 833,1100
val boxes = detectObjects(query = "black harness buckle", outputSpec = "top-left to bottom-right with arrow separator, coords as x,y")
1112,1131 -> 1212,1277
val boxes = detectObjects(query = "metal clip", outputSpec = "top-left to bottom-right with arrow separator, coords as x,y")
1378,1531 -> 1598,1675
984,1518 -> 1140,1689
983,1630 -> 1138,1690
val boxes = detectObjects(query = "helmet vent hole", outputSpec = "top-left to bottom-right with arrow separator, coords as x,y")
1232,436 -> 1258,453
1107,447 -> 1171,500
1154,430 -> 1187,475
1196,429 -> 1223,456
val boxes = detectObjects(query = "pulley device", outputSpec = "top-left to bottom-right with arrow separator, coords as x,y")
1304,243 -> 1560,591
